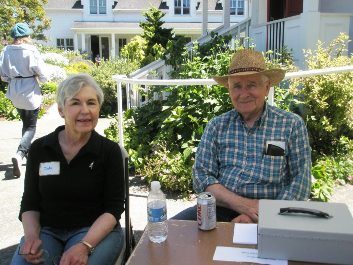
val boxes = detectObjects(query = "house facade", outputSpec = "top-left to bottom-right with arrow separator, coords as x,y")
43,0 -> 249,60
250,0 -> 353,67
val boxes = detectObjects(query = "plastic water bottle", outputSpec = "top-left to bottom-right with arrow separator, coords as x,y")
147,181 -> 168,243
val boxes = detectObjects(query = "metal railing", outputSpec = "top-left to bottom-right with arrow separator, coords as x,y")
113,65 -> 353,147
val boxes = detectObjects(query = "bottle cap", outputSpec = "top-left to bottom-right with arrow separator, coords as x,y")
151,181 -> 161,190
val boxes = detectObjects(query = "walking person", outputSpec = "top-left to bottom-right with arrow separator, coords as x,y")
0,22 -> 48,177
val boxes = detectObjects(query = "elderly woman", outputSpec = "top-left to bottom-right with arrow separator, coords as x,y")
10,74 -> 125,265
0,22 -> 48,177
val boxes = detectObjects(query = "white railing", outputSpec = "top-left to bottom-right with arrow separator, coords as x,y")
113,65 -> 353,147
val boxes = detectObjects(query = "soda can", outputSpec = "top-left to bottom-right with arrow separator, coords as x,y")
197,192 -> 216,230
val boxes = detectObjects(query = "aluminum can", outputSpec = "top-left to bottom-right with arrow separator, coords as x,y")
197,192 -> 216,230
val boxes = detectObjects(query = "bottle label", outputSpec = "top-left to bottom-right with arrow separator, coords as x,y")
148,206 -> 167,222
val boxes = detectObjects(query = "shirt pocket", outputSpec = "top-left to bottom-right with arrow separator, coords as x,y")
259,154 -> 286,184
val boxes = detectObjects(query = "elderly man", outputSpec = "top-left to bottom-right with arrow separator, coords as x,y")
173,49 -> 311,223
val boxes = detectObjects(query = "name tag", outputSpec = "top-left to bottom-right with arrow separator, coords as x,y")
39,162 -> 60,176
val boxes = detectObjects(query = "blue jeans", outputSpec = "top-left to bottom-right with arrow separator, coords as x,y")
10,226 -> 124,265
171,205 -> 240,222
16,108 -> 39,158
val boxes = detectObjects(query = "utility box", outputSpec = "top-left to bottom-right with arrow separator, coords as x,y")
258,199 -> 353,264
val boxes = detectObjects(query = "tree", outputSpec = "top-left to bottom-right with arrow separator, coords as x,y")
0,0 -> 50,41
139,7 -> 174,66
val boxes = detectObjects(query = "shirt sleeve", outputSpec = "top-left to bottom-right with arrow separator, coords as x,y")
193,118 -> 220,193
276,116 -> 312,200
19,140 -> 42,220
103,142 -> 125,222
0,50 -> 10,82
30,48 -> 49,83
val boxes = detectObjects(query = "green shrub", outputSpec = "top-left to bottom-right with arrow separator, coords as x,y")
120,35 -> 147,65
0,91 -> 19,120
291,33 -> 353,161
90,58 -> 139,116
141,144 -> 193,195
64,61 -> 93,74
41,81 -> 57,94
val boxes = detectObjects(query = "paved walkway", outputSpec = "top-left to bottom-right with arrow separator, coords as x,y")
0,105 -> 352,264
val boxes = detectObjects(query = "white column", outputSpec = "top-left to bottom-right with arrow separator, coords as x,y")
202,0 -> 208,36
74,33 -> 78,51
223,0 -> 230,29
117,79 -> 124,147
111,33 -> 116,58
81,33 -> 86,52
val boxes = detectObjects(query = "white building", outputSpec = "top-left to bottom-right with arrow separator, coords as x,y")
43,0 -> 248,60
250,0 -> 353,67
43,0 -> 353,67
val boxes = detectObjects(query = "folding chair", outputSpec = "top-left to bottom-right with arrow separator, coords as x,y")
115,146 -> 135,264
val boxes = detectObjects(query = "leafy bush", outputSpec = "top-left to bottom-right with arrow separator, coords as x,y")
120,35 -> 147,65
90,58 -> 140,116
64,61 -> 93,74
0,91 -> 19,120
291,33 -> 353,161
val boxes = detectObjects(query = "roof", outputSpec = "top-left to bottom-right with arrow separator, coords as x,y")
115,0 -> 162,10
71,21 -> 224,33
45,0 -> 223,11
45,0 -> 78,9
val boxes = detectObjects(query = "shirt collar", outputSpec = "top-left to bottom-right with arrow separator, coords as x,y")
42,125 -> 101,156
233,103 -> 269,129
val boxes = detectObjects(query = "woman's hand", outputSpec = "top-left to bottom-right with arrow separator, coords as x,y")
59,243 -> 89,265
19,237 -> 45,264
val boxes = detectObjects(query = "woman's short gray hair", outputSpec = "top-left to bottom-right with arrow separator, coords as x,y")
56,74 -> 104,109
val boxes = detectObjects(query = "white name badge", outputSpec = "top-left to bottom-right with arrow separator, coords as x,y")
39,162 -> 60,176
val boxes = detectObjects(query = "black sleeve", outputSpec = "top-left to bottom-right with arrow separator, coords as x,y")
103,140 -> 125,222
19,139 -> 42,221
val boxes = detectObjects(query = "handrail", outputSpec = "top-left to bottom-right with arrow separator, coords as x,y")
113,65 -> 353,147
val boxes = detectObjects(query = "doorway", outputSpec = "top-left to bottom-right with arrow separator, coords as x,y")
91,35 -> 99,61
90,35 -> 110,61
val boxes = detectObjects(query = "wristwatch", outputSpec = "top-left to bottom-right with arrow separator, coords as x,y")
79,240 -> 95,255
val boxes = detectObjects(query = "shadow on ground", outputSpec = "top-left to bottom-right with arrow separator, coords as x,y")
0,164 -> 17,180
0,244 -> 17,264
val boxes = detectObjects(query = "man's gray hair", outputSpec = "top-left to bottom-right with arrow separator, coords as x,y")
56,73 -> 104,109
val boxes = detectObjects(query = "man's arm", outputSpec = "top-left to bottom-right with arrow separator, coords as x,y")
276,117 -> 311,200
206,184 -> 259,222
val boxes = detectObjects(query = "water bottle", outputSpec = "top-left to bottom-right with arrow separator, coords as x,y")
147,181 -> 168,243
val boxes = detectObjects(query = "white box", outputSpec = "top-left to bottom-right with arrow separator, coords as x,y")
258,199 -> 353,264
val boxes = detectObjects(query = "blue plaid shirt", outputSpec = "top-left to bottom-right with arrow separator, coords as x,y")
193,104 -> 311,200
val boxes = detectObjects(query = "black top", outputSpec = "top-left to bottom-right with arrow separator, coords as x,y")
19,126 -> 125,228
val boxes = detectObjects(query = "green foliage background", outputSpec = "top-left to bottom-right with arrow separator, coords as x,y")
105,33 -> 353,200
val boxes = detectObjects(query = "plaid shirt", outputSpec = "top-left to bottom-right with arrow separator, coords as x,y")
193,104 -> 311,200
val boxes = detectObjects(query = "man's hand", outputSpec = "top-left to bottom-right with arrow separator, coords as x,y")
206,184 -> 259,222
235,197 -> 259,223
232,213 -> 257,223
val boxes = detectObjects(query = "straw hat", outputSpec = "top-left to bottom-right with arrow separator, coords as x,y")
213,49 -> 285,88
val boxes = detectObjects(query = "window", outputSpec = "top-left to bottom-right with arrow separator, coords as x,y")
90,0 -> 106,14
174,0 -> 190,15
230,0 -> 244,15
56,38 -> 74,50
118,38 -> 127,54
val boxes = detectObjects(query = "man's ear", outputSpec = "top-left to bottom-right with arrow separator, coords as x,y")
265,80 -> 271,96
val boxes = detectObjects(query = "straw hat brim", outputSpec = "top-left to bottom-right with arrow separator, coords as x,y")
213,69 -> 285,88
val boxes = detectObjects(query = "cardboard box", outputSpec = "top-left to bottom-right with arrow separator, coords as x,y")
258,199 -> 353,264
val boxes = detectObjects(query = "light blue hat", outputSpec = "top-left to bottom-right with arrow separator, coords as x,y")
10,23 -> 32,38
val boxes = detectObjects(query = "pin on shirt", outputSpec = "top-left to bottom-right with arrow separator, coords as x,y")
89,161 -> 94,170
